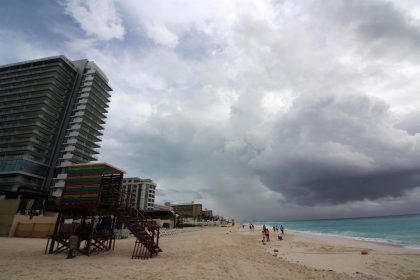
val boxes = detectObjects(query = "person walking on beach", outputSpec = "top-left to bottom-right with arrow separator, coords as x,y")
67,234 -> 79,259
262,225 -> 267,242
67,221 -> 86,259
280,225 -> 284,235
265,227 -> 270,241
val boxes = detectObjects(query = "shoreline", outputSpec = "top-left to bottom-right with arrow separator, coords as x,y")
285,229 -> 420,250
248,223 -> 420,250
1,226 -> 419,279
251,227 -> 420,279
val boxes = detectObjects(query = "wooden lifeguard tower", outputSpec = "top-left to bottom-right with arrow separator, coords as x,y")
46,163 -> 161,259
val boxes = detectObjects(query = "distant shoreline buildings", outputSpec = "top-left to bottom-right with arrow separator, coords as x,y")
0,56 -> 112,197
163,201 -> 215,221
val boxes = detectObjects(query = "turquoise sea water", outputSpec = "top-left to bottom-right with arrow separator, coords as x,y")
253,214 -> 420,249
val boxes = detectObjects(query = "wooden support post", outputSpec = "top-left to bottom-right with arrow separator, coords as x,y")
48,213 -> 61,254
86,215 -> 95,256
109,216 -> 117,250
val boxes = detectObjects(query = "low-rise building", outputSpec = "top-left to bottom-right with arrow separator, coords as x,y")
154,203 -> 173,211
171,202 -> 202,219
201,209 -> 213,219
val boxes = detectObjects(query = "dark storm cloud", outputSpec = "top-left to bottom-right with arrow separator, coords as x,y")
258,165 -> 420,205
159,189 -> 204,201
314,0 -> 420,59
103,115 -> 201,177
104,87 -> 420,209
251,93 -> 420,205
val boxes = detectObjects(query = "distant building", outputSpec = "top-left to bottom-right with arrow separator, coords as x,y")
153,203 -> 173,211
121,177 -> 156,210
201,209 -> 213,219
171,202 -> 202,219
0,56 -> 112,196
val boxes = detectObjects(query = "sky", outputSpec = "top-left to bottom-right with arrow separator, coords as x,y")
1,0 -> 420,221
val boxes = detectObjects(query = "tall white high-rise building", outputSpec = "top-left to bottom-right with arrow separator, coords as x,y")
0,56 -> 112,197
121,177 -> 156,210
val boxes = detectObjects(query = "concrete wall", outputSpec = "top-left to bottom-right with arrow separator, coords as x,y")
0,198 -> 58,237
9,213 -> 58,237
0,199 -> 20,236
14,222 -> 55,238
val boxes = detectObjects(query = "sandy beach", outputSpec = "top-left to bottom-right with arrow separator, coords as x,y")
0,226 -> 419,280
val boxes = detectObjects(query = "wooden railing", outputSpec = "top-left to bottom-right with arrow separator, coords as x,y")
111,187 -> 160,259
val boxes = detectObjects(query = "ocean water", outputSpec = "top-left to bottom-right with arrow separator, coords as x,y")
253,214 -> 420,249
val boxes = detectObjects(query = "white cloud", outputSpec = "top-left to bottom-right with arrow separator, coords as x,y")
145,22 -> 179,48
63,0 -> 125,40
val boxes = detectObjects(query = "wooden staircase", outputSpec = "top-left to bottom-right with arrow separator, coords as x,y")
113,188 -> 161,259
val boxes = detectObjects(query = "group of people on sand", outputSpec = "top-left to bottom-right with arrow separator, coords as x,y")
272,225 -> 284,235
261,224 -> 285,244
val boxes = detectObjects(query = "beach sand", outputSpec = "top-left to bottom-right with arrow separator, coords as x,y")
0,226 -> 419,280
